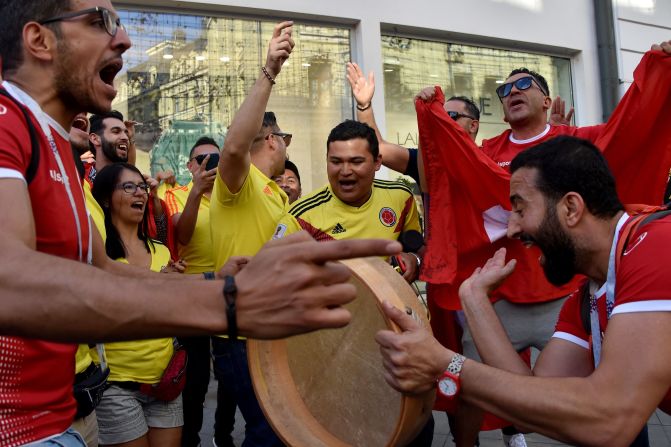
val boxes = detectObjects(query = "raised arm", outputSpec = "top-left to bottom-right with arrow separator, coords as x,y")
346,62 -> 410,174
219,21 -> 294,193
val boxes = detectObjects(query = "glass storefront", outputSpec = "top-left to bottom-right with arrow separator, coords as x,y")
381,36 -> 573,149
114,10 -> 352,191
112,8 -> 574,189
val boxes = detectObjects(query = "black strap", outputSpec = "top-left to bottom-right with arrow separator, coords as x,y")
0,88 -> 40,184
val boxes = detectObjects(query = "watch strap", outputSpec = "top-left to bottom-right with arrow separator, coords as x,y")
446,353 -> 466,376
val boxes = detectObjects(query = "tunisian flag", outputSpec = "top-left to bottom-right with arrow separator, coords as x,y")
419,49 -> 671,310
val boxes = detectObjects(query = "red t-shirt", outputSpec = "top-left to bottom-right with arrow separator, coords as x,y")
481,124 -> 605,169
477,124 -> 605,305
553,214 -> 671,413
0,84 -> 87,445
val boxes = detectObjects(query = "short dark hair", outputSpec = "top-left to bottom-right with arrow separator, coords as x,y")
189,136 -> 219,158
0,0 -> 71,76
447,96 -> 480,120
510,136 -> 624,218
252,111 -> 280,149
90,110 -> 125,136
262,111 -> 278,129
326,120 -> 379,159
507,68 -> 550,97
91,163 -> 154,259
285,160 -> 301,184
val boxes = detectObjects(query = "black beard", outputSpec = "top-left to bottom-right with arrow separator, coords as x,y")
101,138 -> 127,163
534,207 -> 577,286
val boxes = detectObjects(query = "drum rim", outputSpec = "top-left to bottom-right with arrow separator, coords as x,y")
248,257 -> 435,447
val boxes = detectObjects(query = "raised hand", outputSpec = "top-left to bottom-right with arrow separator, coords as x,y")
651,40 -> 671,55
414,86 -> 439,102
549,96 -> 574,126
346,62 -> 375,107
192,155 -> 216,196
459,248 -> 516,304
265,21 -> 295,78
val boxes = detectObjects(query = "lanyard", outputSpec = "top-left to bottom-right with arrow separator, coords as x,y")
3,82 -> 92,264
590,213 -> 628,367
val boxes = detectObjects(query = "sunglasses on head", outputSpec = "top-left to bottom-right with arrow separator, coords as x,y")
40,7 -> 125,37
447,111 -> 476,121
495,76 -> 548,101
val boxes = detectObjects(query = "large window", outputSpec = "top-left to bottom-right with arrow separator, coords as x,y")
381,36 -> 573,148
114,10 -> 353,192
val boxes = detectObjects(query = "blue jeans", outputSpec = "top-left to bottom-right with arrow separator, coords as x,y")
28,429 -> 86,446
211,337 -> 283,447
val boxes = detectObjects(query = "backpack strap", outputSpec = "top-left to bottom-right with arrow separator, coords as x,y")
0,88 -> 40,184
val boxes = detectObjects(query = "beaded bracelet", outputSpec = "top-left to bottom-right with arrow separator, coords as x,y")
261,66 -> 276,85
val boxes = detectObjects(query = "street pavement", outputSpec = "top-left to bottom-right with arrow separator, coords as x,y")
197,373 -> 671,446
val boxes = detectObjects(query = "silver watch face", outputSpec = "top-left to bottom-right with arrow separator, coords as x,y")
438,377 -> 458,397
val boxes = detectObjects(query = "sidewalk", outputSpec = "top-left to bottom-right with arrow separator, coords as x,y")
198,376 -> 671,446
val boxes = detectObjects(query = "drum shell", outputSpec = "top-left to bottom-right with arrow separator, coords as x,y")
248,257 -> 436,446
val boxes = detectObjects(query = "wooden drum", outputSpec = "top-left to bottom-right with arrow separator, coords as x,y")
247,257 -> 436,447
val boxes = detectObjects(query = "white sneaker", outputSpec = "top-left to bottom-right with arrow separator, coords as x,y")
503,433 -> 527,447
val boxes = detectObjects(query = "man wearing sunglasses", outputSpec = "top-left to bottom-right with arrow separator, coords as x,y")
410,41 -> 671,447
208,21 -> 296,447
0,4 -> 402,447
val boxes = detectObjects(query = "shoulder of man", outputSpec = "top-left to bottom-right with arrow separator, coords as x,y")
288,184 -> 333,219
372,178 -> 414,197
0,91 -> 37,176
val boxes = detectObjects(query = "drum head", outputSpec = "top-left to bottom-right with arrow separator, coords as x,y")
248,257 -> 435,446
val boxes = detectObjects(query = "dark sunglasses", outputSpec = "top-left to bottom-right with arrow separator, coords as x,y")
447,111 -> 476,121
40,7 -> 125,37
267,131 -> 292,147
116,182 -> 150,195
191,153 -> 220,169
495,76 -> 548,101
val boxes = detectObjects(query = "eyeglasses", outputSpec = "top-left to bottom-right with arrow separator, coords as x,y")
267,131 -> 292,147
495,76 -> 548,101
115,182 -> 150,195
39,7 -> 125,37
447,111 -> 476,121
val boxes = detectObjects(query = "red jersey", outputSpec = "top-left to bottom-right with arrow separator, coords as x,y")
481,123 -> 605,168
0,83 -> 88,445
553,213 -> 671,413
480,125 -> 604,305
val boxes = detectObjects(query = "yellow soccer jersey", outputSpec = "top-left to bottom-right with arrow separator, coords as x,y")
77,182 -> 105,373
83,180 -> 106,242
274,179 -> 421,242
164,182 -> 214,274
210,164 -> 288,269
102,242 -> 174,384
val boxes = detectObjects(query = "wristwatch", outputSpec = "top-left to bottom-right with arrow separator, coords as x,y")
437,353 -> 466,398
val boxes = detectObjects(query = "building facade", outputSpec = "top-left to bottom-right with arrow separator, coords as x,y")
112,0 -> 670,191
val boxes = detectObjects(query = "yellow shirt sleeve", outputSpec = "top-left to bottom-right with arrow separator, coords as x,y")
272,212 -> 302,239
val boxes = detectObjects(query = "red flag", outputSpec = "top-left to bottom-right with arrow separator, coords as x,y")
418,51 -> 671,310
597,50 -> 671,205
